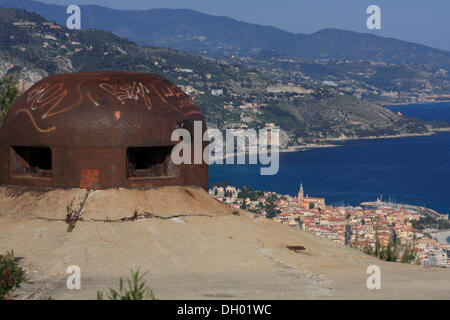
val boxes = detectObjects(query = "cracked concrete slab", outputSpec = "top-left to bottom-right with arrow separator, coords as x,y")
80,186 -> 232,220
0,186 -> 87,220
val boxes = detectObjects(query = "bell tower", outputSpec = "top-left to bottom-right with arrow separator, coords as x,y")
298,183 -> 304,201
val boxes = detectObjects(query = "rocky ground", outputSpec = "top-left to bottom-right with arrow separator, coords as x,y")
0,185 -> 449,300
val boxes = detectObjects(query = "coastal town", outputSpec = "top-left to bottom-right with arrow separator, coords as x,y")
210,183 -> 450,267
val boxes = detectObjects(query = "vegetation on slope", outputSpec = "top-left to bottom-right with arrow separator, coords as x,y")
0,7 -> 443,145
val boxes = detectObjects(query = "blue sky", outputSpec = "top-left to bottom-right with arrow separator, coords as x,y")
40,0 -> 450,51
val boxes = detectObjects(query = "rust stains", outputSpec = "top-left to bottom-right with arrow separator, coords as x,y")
0,72 -> 208,190
80,169 -> 99,190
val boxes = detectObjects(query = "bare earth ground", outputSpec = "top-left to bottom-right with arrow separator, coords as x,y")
0,185 -> 449,300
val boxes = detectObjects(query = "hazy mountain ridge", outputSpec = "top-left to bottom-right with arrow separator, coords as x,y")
294,28 -> 450,70
1,0 -> 449,71
0,0 -> 306,55
0,7 -> 443,146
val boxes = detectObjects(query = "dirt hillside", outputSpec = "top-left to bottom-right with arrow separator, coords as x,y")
0,185 -> 449,299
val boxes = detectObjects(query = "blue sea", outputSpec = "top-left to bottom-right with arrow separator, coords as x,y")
209,102 -> 450,215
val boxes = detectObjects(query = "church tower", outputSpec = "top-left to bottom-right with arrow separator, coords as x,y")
298,183 -> 304,201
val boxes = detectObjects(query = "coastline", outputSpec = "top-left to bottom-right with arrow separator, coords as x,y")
381,99 -> 450,106
218,101 -> 450,157
325,131 -> 435,142
284,129 -> 450,152
360,200 -> 449,219
430,127 -> 450,132
280,143 -> 340,153
217,129 -> 450,159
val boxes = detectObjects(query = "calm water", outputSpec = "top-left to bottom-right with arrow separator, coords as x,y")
209,102 -> 450,215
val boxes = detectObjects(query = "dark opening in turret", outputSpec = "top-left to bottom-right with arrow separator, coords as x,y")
11,146 -> 52,178
127,146 -> 178,179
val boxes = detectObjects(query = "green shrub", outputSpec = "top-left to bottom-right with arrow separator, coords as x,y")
0,251 -> 26,300
0,74 -> 20,128
97,269 -> 156,300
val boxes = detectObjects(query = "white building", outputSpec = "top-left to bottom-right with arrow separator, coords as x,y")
211,89 -> 223,96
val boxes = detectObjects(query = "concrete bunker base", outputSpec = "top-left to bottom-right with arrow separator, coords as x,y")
0,185 -> 230,221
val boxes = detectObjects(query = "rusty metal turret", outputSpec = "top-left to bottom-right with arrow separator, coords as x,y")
0,72 -> 208,190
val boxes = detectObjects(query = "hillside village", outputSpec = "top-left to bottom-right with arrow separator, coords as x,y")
210,183 -> 450,267
235,55 -> 450,105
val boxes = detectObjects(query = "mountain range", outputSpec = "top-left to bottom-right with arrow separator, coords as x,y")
1,6 -> 448,146
1,0 -> 450,71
